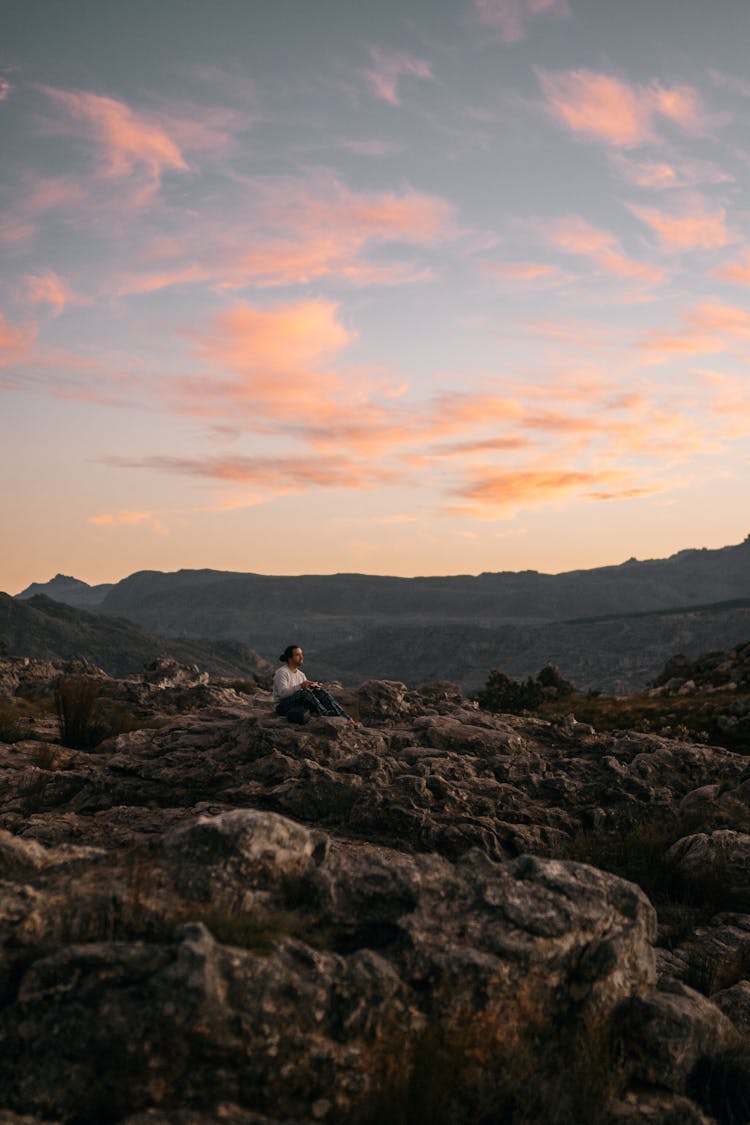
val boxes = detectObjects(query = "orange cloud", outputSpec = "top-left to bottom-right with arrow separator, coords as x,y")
39,86 -> 188,203
484,261 -> 564,282
474,0 -> 570,42
611,155 -> 733,190
21,176 -> 87,214
547,218 -> 664,282
117,178 -> 454,293
713,250 -> 750,285
0,315 -> 35,367
0,215 -> 35,246
630,198 -> 732,250
89,510 -> 163,529
104,453 -> 397,493
639,299 -> 750,359
452,466 -> 652,516
538,69 -> 708,147
25,271 -> 70,316
365,48 -> 433,105
184,298 -> 363,431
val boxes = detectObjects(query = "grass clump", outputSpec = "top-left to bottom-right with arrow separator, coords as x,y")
0,701 -> 26,743
362,1008 -> 622,1125
690,1044 -> 750,1125
55,677 -> 139,749
557,816 -> 743,947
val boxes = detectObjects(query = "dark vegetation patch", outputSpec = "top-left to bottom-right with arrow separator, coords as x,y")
362,1009 -> 624,1125
476,665 -> 750,752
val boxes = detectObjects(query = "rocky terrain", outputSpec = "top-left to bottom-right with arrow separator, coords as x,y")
3,655 -> 750,1122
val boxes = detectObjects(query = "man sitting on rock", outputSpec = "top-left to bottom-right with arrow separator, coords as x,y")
272,645 -> 351,723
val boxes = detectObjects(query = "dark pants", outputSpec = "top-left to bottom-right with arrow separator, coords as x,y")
275,687 -> 350,720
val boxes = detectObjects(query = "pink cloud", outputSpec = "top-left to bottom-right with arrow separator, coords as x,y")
630,197 -> 732,250
21,175 -> 88,214
547,218 -> 664,282
365,48 -> 433,105
538,69 -> 708,147
24,271 -> 70,316
639,299 -> 750,358
474,0 -> 570,42
89,510 -> 165,533
38,86 -> 188,203
0,315 -> 36,366
451,466 -> 652,516
182,298 -> 364,431
0,214 -> 36,246
483,261 -> 564,282
104,453 -> 396,494
713,250 -> 750,285
611,155 -> 734,190
118,178 -> 455,293
0,79 -> 11,102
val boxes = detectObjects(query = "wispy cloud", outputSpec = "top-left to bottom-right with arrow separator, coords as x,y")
37,86 -> 188,203
547,217 -> 664,282
117,176 -> 456,293
610,154 -> 734,190
473,0 -> 570,42
364,48 -> 433,105
639,299 -> 750,358
538,68 -> 710,147
713,249 -> 750,285
0,314 -> 36,366
630,196 -> 732,250
451,466 -> 654,517
0,79 -> 11,102
102,453 -> 397,494
24,271 -> 70,316
482,260 -> 565,283
89,509 -> 167,534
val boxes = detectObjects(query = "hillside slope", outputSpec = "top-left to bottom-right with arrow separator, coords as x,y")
0,593 -> 272,681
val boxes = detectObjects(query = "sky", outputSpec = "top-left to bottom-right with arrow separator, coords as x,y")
2,0 -> 750,593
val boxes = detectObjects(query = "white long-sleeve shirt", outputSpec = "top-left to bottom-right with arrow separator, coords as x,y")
272,665 -> 306,704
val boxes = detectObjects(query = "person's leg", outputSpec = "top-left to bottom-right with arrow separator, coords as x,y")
311,688 -> 350,719
276,689 -> 315,718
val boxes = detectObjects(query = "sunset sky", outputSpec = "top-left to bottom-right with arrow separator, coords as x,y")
2,0 -> 750,593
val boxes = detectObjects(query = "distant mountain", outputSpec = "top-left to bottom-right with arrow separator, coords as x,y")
16,574 -> 113,609
13,535 -> 750,690
311,599 -> 750,692
0,594 -> 272,681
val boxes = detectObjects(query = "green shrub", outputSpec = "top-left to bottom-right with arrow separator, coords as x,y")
55,677 -> 106,749
690,1044 -> 750,1125
31,743 -> 58,769
0,701 -> 25,743
54,678 -> 140,749
477,669 -> 544,715
361,1009 -> 622,1125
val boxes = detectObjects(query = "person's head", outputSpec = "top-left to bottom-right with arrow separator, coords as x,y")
279,644 -> 303,667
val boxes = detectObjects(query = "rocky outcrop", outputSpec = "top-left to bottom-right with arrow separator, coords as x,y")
2,660 -> 750,1122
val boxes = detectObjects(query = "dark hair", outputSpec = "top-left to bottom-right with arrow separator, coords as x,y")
279,645 -> 301,663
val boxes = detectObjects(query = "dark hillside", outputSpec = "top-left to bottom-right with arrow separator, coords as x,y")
0,593 -> 272,681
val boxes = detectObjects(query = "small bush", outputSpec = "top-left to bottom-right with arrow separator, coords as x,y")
361,1009 -> 622,1125
55,677 -> 105,749
31,744 -> 58,769
0,701 -> 25,743
690,1044 -> 750,1125
55,679 -> 139,749
477,669 -> 544,715
228,680 -> 259,695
